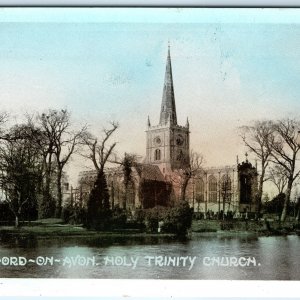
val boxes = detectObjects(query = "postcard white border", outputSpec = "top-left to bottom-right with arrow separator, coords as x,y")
0,279 -> 299,298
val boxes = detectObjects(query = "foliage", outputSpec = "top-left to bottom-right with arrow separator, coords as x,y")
111,206 -> 127,229
0,202 -> 15,224
162,201 -> 193,235
62,205 -> 87,225
144,207 -> 164,233
133,208 -> 146,225
0,124 -> 43,226
86,170 -> 112,230
263,193 -> 299,220
143,201 -> 193,235
263,193 -> 286,216
121,153 -> 137,209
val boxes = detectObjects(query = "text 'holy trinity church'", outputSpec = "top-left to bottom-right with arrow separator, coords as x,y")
78,45 -> 259,216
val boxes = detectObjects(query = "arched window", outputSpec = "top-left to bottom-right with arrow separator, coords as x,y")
195,177 -> 205,202
208,175 -> 217,203
221,174 -> 232,192
176,150 -> 184,161
154,149 -> 161,161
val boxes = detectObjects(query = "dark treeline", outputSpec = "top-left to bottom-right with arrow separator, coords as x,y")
0,110 -> 193,235
1,110 -> 299,231
0,109 -> 86,227
240,118 -> 300,222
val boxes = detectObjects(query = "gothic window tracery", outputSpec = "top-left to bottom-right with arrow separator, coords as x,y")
154,149 -> 161,161
221,174 -> 232,203
195,177 -> 205,202
208,175 -> 217,203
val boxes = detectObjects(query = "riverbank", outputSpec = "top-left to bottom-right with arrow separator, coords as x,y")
0,219 -> 175,239
0,218 -> 299,239
192,219 -> 300,236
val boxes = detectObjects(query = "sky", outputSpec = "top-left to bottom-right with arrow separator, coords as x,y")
1,8 -> 300,187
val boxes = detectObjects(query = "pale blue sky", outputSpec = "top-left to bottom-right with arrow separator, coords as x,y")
1,8 -> 300,183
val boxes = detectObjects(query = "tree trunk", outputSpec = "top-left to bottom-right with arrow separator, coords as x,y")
281,180 -> 292,223
39,163 -> 54,219
222,195 -> 225,220
180,176 -> 190,202
55,168 -> 63,218
15,215 -> 19,228
123,188 -> 127,210
256,167 -> 265,218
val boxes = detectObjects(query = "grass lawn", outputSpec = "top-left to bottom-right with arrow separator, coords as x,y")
1,218 -> 298,238
0,218 -> 175,238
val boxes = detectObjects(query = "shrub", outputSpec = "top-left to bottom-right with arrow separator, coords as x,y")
62,205 -> 87,225
0,202 -> 15,224
133,208 -> 145,225
143,206 -> 167,233
111,206 -> 127,229
162,201 -> 193,235
143,202 -> 193,235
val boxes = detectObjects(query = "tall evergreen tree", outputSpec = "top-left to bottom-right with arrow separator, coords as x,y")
86,170 -> 111,230
83,122 -> 118,230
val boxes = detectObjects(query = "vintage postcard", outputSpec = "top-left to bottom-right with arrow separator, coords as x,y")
0,7 -> 300,286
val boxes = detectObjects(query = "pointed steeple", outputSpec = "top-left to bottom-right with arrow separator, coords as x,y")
186,117 -> 189,129
159,43 -> 177,126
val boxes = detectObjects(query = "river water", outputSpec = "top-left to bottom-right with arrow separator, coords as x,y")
0,233 -> 299,280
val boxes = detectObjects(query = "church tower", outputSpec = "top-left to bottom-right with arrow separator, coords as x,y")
145,45 -> 190,174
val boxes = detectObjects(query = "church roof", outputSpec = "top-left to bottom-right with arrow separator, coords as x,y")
159,44 -> 177,126
135,164 -> 165,181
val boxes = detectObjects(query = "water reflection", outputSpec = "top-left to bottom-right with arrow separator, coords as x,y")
0,234 -> 299,280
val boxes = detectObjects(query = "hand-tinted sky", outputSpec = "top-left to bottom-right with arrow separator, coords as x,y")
1,8 -> 300,183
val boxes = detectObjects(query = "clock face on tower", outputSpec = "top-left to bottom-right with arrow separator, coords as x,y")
154,136 -> 161,145
176,134 -> 184,146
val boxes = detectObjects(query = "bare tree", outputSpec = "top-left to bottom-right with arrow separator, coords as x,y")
268,164 -> 289,195
240,121 -> 274,216
83,121 -> 119,173
176,150 -> 204,202
0,112 -> 8,135
82,122 -> 119,229
0,124 -> 43,227
38,109 -> 87,218
268,119 -> 300,222
26,115 -> 55,218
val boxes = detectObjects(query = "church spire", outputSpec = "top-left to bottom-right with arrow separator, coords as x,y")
159,43 -> 177,126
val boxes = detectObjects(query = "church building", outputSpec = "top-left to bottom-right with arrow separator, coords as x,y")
77,45 -> 259,217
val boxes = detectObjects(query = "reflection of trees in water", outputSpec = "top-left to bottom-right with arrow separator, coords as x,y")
1,233 -> 260,250
0,234 -> 38,248
0,234 -> 191,249
86,235 -> 189,247
192,234 -> 259,244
